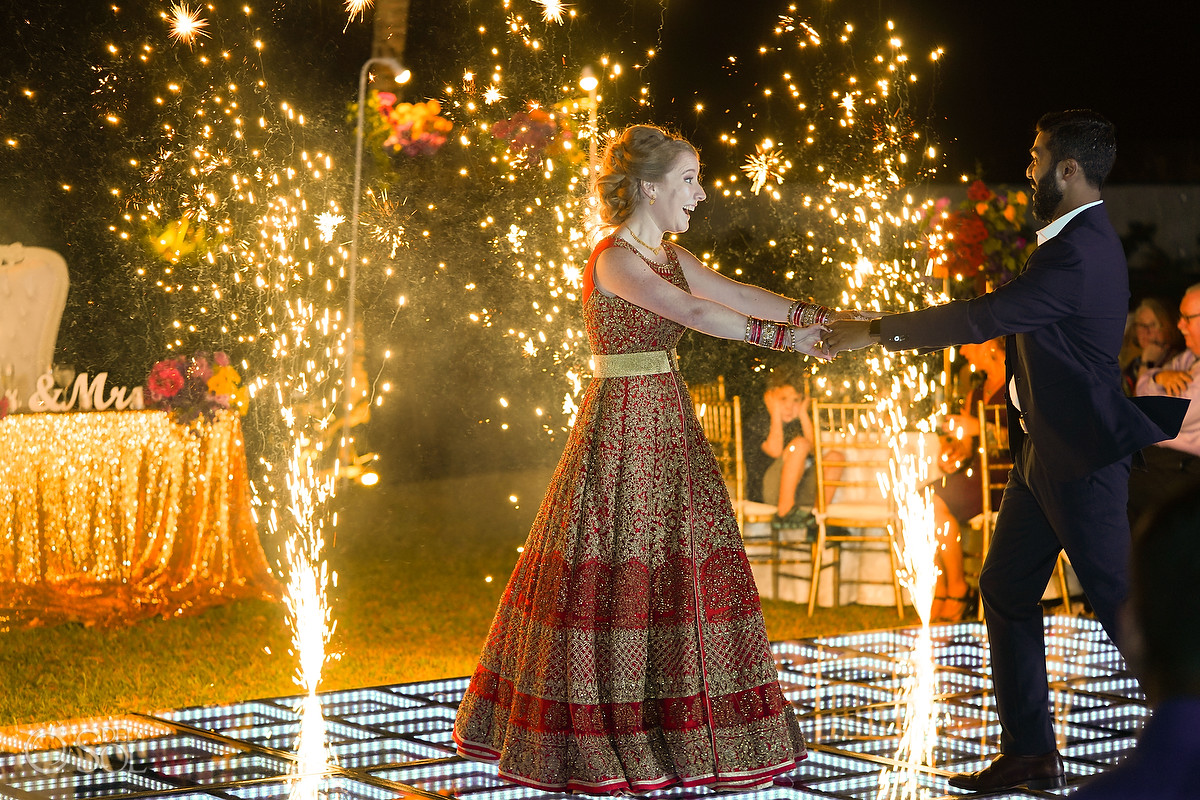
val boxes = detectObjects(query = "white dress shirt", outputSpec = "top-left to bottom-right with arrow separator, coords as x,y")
1008,201 -> 1107,412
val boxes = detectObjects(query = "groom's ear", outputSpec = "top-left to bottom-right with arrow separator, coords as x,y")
1059,158 -> 1080,182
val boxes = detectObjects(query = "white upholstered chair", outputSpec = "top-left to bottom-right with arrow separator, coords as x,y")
0,244 -> 69,410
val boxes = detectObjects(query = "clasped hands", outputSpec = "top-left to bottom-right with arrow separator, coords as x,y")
791,310 -> 885,360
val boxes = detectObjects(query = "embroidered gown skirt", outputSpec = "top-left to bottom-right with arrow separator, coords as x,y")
453,239 -> 806,793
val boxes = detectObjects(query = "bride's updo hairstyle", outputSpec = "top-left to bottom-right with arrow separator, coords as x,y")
593,124 -> 697,227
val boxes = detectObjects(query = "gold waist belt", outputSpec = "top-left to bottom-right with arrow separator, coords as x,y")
591,349 -> 678,378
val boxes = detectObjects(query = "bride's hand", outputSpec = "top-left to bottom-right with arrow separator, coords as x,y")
790,324 -> 831,361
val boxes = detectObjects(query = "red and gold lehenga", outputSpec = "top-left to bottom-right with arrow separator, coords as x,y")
454,236 -> 806,794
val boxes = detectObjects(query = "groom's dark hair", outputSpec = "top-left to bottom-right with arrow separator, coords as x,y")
1036,109 -> 1117,189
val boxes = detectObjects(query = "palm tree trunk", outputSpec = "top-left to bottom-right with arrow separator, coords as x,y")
371,0 -> 410,67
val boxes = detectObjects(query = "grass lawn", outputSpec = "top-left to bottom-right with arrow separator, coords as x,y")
0,467 -> 917,727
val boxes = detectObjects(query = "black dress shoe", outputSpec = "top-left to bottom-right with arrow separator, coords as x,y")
947,752 -> 1065,792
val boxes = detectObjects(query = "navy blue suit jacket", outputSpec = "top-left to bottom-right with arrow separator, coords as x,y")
879,204 -> 1186,480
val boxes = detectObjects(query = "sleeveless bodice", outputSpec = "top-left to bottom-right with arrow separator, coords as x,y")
583,236 -> 689,356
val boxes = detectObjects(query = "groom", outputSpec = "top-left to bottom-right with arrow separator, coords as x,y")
826,109 -> 1189,793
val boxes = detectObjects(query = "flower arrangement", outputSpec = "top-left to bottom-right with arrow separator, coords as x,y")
491,107 -> 578,166
145,350 -> 248,423
925,179 -> 1037,297
376,93 -> 453,157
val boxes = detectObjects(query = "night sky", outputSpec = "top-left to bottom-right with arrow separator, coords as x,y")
650,0 -> 1200,184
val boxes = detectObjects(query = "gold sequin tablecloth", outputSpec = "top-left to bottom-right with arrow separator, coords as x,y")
0,410 -> 280,629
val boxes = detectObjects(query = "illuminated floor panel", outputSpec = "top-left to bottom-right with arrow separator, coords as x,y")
1,615 -> 1141,800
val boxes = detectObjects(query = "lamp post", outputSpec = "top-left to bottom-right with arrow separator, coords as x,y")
344,57 -> 406,477
578,66 -> 599,176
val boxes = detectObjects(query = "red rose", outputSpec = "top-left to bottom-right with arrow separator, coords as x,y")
952,212 -> 989,245
966,179 -> 994,203
147,361 -> 185,399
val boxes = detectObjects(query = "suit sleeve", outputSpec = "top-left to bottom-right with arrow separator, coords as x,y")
879,236 -> 1085,352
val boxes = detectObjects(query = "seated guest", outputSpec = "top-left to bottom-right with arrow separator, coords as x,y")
1129,284 -> 1200,524
1120,297 -> 1183,396
1072,479 -> 1200,799
742,369 -> 838,529
931,337 -> 1007,621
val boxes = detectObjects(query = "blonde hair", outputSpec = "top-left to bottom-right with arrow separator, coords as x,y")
592,124 -> 697,227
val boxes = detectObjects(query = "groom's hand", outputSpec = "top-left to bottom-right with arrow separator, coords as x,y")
825,319 -> 875,355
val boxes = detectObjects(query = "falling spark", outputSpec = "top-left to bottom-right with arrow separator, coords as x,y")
364,188 -> 409,259
741,143 -> 789,195
344,0 -> 373,26
166,3 -> 210,47
778,15 -> 821,46
483,85 -> 506,104
535,0 -> 569,24
315,211 -> 345,243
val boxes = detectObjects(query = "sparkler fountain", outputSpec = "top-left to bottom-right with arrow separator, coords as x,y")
703,7 -> 952,793
108,4 -> 364,795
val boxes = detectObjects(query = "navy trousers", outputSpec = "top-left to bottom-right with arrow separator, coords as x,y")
978,437 -> 1134,755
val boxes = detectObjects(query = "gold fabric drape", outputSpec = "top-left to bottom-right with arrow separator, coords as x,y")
0,410 -> 280,629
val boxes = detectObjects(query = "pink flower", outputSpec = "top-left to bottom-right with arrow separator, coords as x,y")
214,351 -> 230,367
190,355 -> 212,383
147,361 -> 185,399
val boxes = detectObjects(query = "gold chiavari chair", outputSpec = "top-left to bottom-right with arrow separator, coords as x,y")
692,382 -> 781,594
806,400 -> 906,618
975,400 -> 1072,618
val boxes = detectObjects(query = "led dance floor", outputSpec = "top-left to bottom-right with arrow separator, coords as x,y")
0,615 -> 1141,800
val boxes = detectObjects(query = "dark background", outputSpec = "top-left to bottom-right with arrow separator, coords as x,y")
649,0 -> 1200,183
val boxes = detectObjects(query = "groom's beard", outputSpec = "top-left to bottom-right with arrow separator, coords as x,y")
1031,166 -> 1063,223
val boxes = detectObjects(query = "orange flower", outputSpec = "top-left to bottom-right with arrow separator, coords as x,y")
231,385 -> 250,416
207,365 -> 241,396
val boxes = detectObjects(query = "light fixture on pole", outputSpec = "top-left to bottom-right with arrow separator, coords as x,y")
578,66 -> 599,175
344,57 -> 408,480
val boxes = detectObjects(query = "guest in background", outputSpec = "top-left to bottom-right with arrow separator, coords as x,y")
742,368 -> 841,530
930,337 -> 1007,622
1073,479 -> 1200,799
1120,297 -> 1183,396
1128,284 -> 1200,523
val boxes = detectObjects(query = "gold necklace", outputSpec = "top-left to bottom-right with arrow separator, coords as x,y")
625,228 -> 663,254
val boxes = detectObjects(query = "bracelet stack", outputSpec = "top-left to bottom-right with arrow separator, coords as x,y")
744,316 -> 793,351
787,299 -> 831,327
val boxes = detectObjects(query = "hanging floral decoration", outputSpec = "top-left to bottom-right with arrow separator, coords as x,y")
376,93 -> 453,157
491,107 -> 577,167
